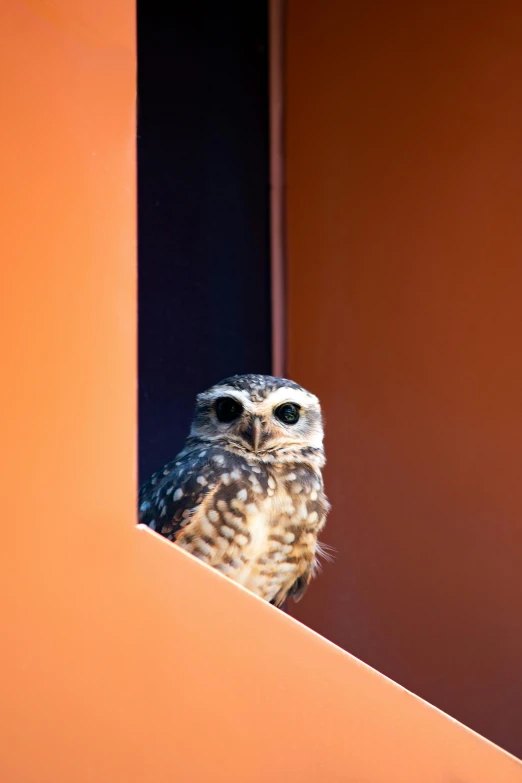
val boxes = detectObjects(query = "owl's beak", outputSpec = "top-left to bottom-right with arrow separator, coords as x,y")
251,417 -> 262,453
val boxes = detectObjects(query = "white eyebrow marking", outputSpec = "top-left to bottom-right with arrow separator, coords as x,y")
264,386 -> 319,409
196,388 -> 254,410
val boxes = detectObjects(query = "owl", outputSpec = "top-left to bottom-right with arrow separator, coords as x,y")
138,374 -> 331,607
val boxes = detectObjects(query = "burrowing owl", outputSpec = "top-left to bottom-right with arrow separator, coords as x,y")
138,374 -> 330,607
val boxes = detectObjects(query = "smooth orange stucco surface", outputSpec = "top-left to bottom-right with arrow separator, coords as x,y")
1,1 -> 522,781
286,0 -> 522,760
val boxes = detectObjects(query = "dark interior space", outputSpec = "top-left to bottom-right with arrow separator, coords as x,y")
138,1 -> 272,482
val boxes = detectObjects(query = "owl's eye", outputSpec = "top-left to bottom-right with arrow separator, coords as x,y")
274,403 -> 300,425
215,397 -> 243,423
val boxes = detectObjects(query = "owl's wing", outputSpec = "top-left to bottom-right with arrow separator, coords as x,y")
138,446 -> 223,540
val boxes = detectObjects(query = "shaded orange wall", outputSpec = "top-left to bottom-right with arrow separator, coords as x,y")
286,0 -> 522,758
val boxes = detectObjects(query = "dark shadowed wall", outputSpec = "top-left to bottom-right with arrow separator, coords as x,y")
138,2 -> 271,481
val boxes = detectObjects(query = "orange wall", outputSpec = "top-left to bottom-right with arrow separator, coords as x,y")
286,0 -> 522,757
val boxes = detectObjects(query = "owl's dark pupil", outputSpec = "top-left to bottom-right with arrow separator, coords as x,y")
275,403 -> 300,425
215,397 -> 243,423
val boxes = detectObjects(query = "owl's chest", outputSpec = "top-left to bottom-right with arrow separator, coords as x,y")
233,467 -> 321,599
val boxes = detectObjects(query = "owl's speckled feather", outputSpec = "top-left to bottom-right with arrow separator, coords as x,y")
139,374 -> 330,606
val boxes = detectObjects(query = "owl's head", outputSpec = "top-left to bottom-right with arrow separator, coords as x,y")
189,374 -> 324,456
